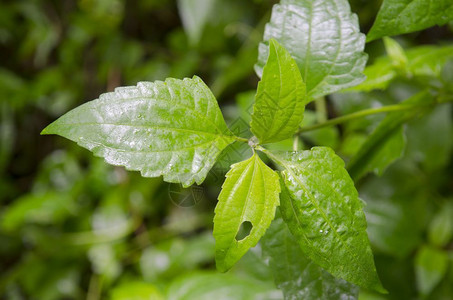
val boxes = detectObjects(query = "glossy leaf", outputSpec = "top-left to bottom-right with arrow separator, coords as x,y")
42,76 -> 236,187
415,246 -> 449,296
266,147 -> 385,292
347,90 -> 434,181
255,0 -> 367,100
367,0 -> 453,42
261,215 -> 359,300
251,39 -> 306,144
213,153 -> 280,272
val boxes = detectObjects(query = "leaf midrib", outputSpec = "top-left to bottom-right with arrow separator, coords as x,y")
79,135 -> 228,154
62,122 -> 235,140
281,157 -> 359,266
218,156 -> 255,261
94,92 -> 233,138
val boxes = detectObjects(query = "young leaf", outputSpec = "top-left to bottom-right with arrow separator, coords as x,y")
264,147 -> 385,293
349,44 -> 453,92
42,76 -> 237,188
406,45 -> 453,78
250,39 -> 306,144
383,37 -> 407,70
255,0 -> 367,100
347,90 -> 434,181
367,0 -> 453,42
213,153 -> 280,272
346,37 -> 407,93
346,58 -> 396,92
261,215 -> 359,300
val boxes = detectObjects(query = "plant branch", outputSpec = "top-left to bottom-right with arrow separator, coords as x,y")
297,102 -> 436,134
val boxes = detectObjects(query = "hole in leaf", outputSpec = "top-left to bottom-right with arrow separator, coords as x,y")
235,221 -> 253,241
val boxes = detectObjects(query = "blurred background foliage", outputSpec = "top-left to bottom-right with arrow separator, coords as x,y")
0,0 -> 452,299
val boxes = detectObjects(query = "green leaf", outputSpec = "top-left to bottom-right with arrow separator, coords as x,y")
110,281 -> 164,300
236,90 -> 256,125
264,147 -> 385,292
349,44 -> 453,92
361,176 -> 424,258
256,0 -> 367,100
367,0 -> 453,42
140,232 -> 215,281
441,58 -> 453,85
406,45 -> 453,77
347,90 -> 434,181
177,0 -> 215,45
213,153 -> 280,272
1,192 -> 75,231
383,37 -> 407,70
415,245 -> 449,296
300,110 -> 340,149
42,76 -> 236,188
346,59 -> 396,92
406,105 -> 453,171
361,125 -> 406,177
346,36 -> 409,93
428,202 -> 453,247
166,271 -> 279,300
261,215 -> 359,300
250,39 -> 306,144
0,101 -> 14,172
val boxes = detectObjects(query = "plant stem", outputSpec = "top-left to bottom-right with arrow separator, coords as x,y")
87,274 -> 102,300
293,135 -> 299,151
297,102 -> 435,134
234,136 -> 249,143
256,145 -> 285,167
315,97 -> 327,123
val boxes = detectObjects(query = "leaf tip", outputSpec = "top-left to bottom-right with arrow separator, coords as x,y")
40,123 -> 55,135
373,282 -> 388,294
365,31 -> 378,43
214,256 -> 231,273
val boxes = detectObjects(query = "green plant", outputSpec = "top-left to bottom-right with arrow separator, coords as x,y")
39,0 -> 453,298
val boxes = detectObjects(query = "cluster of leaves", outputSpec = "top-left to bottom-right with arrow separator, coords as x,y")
2,0 -> 453,299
